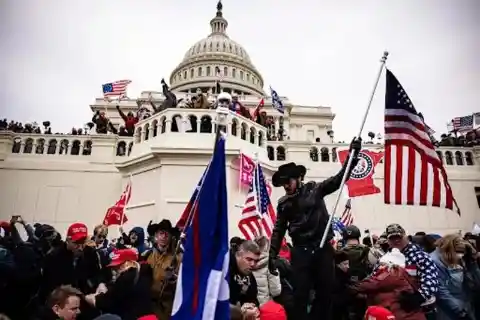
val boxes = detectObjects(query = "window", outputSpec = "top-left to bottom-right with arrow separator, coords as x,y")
246,73 -> 250,81
198,67 -> 202,77
206,66 -> 211,76
223,67 -> 228,77
232,68 -> 236,78
476,187 -> 480,208
240,71 -> 244,80
307,130 -> 314,142
190,69 -> 194,78
183,71 -> 187,79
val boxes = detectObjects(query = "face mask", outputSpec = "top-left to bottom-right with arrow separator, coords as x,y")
456,253 -> 464,260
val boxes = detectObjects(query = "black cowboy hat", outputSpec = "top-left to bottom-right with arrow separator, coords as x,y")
272,162 -> 307,187
147,219 -> 176,237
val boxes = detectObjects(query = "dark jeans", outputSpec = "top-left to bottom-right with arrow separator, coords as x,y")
291,243 -> 335,320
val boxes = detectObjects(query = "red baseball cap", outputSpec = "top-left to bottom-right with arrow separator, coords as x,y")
364,306 -> 395,320
67,223 -> 88,242
107,248 -> 138,267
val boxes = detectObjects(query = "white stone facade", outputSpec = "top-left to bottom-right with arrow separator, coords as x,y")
1,2 -> 479,239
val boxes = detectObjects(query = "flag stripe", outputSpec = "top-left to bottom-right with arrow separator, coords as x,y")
384,69 -> 459,213
238,163 -> 275,240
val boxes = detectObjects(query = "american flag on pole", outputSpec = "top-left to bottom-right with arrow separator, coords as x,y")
340,199 -> 353,226
451,115 -> 474,132
238,164 -> 276,240
102,79 -> 132,98
384,69 -> 460,213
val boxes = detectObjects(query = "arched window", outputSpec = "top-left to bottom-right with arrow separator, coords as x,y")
12,137 -> 21,153
320,147 -> 330,162
190,69 -> 194,78
23,138 -> 33,154
276,146 -> 286,161
232,68 -> 236,78
436,151 -> 443,163
310,147 -> 319,162
331,147 -> 338,162
206,66 -> 211,76
241,123 -> 247,140
445,151 -> 453,165
231,119 -> 238,136
200,115 -> 212,133
117,141 -> 127,156
223,67 -> 228,77
249,127 -> 256,144
47,139 -> 57,155
71,140 -> 81,155
465,152 -> 474,165
267,146 -> 274,160
198,67 -> 203,77
454,151 -> 464,165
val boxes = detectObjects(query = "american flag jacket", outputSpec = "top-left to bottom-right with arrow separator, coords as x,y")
402,243 -> 439,301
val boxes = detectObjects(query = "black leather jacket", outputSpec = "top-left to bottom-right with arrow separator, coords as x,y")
270,156 -> 356,258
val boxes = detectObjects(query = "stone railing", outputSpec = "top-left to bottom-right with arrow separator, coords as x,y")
266,141 -> 478,167
9,133 -> 94,156
133,108 -> 268,147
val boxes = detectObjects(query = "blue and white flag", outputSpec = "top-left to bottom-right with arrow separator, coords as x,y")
332,216 -> 346,233
172,136 -> 230,320
270,86 -> 285,114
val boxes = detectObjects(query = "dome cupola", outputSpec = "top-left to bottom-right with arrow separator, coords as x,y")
169,1 -> 264,96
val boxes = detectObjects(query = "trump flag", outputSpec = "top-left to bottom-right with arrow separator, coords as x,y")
338,149 -> 384,198
171,136 -> 230,320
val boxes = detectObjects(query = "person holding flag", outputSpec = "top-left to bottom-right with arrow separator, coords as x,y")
268,138 -> 362,320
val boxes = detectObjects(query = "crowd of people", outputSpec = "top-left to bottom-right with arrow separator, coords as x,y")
1,213 -> 479,320
0,119 -> 93,136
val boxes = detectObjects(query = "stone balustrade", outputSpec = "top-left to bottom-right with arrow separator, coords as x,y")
133,108 -> 268,147
266,140 -> 477,167
0,127 -> 477,170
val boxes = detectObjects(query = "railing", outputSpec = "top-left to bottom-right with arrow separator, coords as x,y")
10,134 -> 94,156
133,108 -> 269,147
266,141 -> 477,167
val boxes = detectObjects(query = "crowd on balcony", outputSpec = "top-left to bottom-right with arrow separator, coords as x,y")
0,119 -> 95,136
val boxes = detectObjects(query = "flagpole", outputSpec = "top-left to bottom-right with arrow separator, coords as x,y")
253,152 -> 264,238
320,51 -> 389,248
158,106 -> 229,299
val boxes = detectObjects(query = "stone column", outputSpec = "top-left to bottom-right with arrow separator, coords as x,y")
89,134 -> 118,163
0,131 -> 15,161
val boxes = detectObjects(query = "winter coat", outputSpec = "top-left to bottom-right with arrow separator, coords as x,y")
430,249 -> 480,320
252,249 -> 282,305
350,267 -> 426,320
95,264 -> 155,320
229,251 -> 259,307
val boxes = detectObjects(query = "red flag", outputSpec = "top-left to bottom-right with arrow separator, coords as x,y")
103,182 -> 132,226
251,98 -> 265,119
337,149 -> 384,197
239,153 -> 256,187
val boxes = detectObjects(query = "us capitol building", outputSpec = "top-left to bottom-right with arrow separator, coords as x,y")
1,2 -> 479,237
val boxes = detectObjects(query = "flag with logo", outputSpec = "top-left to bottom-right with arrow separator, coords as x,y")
171,136 -> 230,320
337,149 -> 384,197
103,181 -> 132,226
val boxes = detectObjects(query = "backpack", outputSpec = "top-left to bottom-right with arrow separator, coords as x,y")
341,245 -> 371,282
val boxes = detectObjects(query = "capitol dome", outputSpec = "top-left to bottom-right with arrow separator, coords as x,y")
169,1 -> 265,96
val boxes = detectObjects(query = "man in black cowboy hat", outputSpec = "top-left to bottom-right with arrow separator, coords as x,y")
268,138 -> 362,320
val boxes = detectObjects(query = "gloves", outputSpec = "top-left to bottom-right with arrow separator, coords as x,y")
268,257 -> 278,276
398,291 -> 424,312
349,137 -> 362,157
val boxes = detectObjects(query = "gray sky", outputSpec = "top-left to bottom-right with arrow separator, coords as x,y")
1,0 -> 479,141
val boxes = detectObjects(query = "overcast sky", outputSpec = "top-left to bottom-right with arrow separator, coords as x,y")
1,0 -> 479,141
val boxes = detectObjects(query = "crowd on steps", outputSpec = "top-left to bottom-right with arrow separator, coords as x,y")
1,215 -> 479,320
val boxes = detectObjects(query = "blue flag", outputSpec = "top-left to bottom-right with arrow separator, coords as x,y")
172,136 -> 230,320
332,216 -> 346,233
270,86 -> 285,114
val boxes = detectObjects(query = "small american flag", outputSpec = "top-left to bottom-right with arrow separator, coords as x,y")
384,69 -> 459,213
340,199 -> 353,227
102,79 -> 132,98
452,115 -> 474,132
238,164 -> 276,240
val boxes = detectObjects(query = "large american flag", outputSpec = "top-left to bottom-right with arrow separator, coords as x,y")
102,79 -> 132,98
452,115 -> 474,132
340,199 -> 353,226
238,164 -> 276,240
384,69 -> 459,213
